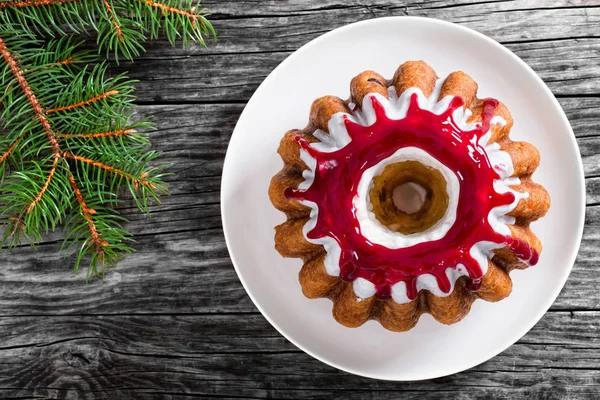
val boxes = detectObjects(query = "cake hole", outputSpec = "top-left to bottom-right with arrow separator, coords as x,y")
369,161 -> 449,235
392,182 -> 426,215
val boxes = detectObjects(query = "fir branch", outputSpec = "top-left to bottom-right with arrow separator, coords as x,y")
47,89 -> 119,113
67,172 -> 109,248
60,128 -> 136,139
0,137 -> 20,163
142,0 -> 199,21
25,37 -> 96,73
54,58 -> 74,66
27,153 -> 59,213
103,0 -> 124,42
0,36 -> 61,156
0,0 -> 73,8
0,33 -> 168,276
64,152 -> 155,189
0,0 -> 214,277
0,0 -> 215,62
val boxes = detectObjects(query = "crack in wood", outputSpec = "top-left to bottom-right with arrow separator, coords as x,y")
417,0 -> 514,11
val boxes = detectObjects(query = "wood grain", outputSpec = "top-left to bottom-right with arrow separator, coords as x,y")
0,312 -> 599,399
1,0 -> 599,397
116,38 -> 600,102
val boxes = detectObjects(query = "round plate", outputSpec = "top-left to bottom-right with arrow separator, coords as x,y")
221,17 -> 585,380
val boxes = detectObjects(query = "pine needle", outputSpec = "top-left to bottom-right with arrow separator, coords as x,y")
0,12 -> 198,276
0,0 -> 215,63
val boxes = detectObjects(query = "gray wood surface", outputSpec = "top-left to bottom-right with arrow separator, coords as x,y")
1,1 -> 600,398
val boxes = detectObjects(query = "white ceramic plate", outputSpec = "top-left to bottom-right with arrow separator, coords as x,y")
221,17 -> 585,380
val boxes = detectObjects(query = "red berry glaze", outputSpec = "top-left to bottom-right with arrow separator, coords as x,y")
286,94 -> 538,301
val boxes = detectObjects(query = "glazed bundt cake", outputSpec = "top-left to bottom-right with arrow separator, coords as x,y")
269,60 -> 550,332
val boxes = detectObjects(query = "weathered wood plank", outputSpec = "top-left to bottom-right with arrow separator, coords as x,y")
0,312 -> 598,398
559,97 -> 600,139
203,0 -> 598,17
137,1 -> 600,58
115,37 -> 600,103
0,230 -> 253,315
0,311 -> 594,357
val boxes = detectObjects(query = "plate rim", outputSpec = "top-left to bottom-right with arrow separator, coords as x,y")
220,16 -> 586,381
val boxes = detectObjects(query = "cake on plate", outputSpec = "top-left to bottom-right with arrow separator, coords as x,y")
268,60 -> 550,331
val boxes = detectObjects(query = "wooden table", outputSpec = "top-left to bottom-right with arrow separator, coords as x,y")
1,1 -> 599,398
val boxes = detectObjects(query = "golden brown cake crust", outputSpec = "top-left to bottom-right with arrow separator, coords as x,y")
268,60 -> 550,331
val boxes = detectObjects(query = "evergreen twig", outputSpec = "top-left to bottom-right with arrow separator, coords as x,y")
0,0 -> 215,62
0,0 -> 212,277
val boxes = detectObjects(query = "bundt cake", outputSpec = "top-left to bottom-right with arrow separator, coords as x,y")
268,60 -> 550,332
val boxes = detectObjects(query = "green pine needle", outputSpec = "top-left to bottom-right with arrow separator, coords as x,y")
0,0 -> 215,63
0,0 -> 213,278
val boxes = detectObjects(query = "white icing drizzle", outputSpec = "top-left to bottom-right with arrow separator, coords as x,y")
295,79 -> 528,303
353,278 -> 376,301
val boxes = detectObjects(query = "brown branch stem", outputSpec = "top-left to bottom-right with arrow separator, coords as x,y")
64,152 -> 153,188
0,36 -> 64,215
142,0 -> 199,25
0,0 -> 74,8
47,90 -> 119,113
67,174 -> 109,248
27,155 -> 59,213
56,57 -> 73,65
60,128 -> 136,139
0,37 -> 61,156
25,57 -> 75,74
103,0 -> 124,41
0,138 -> 20,163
